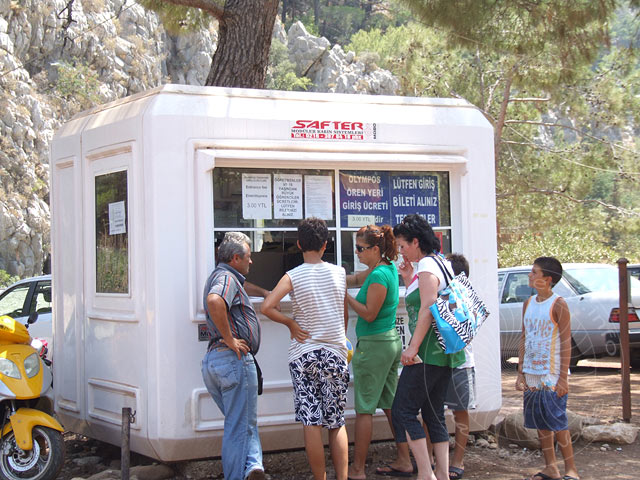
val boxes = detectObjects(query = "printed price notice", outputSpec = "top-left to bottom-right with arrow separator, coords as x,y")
242,173 -> 272,219
108,201 -> 126,235
274,173 -> 303,219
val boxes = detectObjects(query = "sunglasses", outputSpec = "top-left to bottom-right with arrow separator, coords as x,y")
355,244 -> 375,253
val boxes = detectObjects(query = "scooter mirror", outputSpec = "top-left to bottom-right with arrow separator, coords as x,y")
27,312 -> 39,324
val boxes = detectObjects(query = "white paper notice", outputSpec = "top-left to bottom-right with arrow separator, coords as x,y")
108,201 -> 126,235
304,175 -> 333,220
274,173 -> 303,219
242,173 -> 272,219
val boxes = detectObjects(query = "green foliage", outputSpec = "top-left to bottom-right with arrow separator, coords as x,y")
0,270 -> 18,289
320,5 -> 366,45
283,1 -> 412,46
266,41 -> 312,91
297,12 -> 320,36
400,0 -> 615,81
498,226 -> 620,268
54,60 -> 101,108
138,0 -> 214,34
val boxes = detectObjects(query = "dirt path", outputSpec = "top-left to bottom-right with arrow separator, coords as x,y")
60,357 -> 640,480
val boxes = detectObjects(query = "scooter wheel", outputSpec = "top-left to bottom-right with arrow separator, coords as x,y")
0,426 -> 65,480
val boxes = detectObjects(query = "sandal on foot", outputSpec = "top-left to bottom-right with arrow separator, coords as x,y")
562,476 -> 580,480
375,463 -> 413,477
525,473 -> 561,480
449,466 -> 464,479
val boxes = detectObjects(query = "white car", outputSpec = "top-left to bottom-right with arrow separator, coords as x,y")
499,264 -> 640,367
0,274 -> 52,347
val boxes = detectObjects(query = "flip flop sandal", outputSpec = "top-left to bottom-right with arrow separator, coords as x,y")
562,476 -> 580,480
449,466 -> 464,479
375,463 -> 413,477
525,472 -> 562,480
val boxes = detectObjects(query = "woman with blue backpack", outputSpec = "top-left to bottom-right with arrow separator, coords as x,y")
391,214 -> 465,480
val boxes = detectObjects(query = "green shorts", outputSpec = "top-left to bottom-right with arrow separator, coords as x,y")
352,329 -> 402,414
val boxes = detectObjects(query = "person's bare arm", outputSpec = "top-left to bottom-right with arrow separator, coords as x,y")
344,289 -> 349,332
346,282 -> 387,322
245,281 -> 270,298
397,257 -> 414,287
346,267 -> 372,287
515,298 -> 530,391
554,297 -> 572,397
261,275 -> 310,343
207,293 -> 249,359
401,271 -> 438,366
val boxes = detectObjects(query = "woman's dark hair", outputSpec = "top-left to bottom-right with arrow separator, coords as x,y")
298,217 -> 328,252
392,214 -> 440,254
356,225 -> 398,261
534,256 -> 563,287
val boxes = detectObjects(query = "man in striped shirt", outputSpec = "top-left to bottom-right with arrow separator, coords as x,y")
201,232 -> 265,480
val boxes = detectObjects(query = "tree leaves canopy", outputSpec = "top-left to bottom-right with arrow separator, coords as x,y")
400,0 -> 616,81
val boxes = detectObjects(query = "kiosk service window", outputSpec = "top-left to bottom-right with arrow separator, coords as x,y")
213,167 -> 451,291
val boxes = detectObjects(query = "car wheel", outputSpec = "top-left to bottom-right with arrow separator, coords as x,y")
630,349 -> 640,370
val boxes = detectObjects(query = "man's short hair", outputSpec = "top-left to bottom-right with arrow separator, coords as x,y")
534,256 -> 563,287
218,232 -> 250,263
298,217 -> 328,252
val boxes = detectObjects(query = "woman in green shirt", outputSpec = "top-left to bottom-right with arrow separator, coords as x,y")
391,214 -> 465,480
346,225 -> 408,480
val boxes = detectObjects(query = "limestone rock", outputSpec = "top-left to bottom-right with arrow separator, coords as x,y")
497,409 -> 583,449
581,423 -> 639,445
129,464 -> 175,480
0,6 -> 400,276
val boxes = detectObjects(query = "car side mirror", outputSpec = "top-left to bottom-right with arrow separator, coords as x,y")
27,312 -> 39,324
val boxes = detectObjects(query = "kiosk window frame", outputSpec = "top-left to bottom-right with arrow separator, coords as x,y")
212,166 -> 451,290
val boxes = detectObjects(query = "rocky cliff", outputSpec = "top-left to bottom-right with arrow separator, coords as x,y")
0,0 -> 398,277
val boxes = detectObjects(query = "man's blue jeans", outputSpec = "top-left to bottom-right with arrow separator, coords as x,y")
201,348 -> 263,480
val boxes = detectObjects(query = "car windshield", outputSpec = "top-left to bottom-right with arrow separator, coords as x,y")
563,266 -> 640,295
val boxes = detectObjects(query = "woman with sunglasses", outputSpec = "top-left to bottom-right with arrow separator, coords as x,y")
390,214 -> 465,480
346,225 -> 410,480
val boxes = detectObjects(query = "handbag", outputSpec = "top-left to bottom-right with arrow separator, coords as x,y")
428,255 -> 490,354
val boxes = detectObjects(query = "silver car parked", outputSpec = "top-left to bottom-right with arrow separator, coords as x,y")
0,274 -> 52,347
499,263 -> 640,367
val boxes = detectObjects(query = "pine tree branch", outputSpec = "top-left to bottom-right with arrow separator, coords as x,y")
162,0 -> 224,20
498,188 -> 640,216
508,97 -> 550,102
503,120 -> 638,155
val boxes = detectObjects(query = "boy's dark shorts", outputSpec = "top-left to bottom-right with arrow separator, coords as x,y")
523,388 -> 568,431
445,367 -> 476,411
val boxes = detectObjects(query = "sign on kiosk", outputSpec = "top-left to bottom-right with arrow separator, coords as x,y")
50,85 -> 500,462
340,171 -> 440,227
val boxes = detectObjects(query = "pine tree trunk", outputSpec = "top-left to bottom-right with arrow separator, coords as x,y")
205,0 -> 279,88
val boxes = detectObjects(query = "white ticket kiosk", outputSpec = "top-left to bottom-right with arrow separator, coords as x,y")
50,85 -> 500,462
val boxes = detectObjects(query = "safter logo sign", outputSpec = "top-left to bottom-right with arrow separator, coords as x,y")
291,120 -> 376,141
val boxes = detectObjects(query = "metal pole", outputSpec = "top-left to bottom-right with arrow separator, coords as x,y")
121,407 -> 131,480
617,258 -> 631,422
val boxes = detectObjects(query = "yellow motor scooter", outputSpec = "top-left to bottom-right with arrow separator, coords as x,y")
0,315 -> 64,480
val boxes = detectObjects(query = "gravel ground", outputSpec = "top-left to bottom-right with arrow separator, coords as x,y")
60,357 -> 640,480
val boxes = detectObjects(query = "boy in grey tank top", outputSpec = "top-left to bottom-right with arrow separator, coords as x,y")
516,257 -> 579,480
